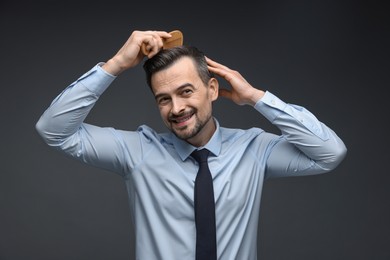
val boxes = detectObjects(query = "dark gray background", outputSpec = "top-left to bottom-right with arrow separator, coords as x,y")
1,0 -> 388,259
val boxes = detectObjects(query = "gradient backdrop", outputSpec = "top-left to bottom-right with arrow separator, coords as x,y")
1,0 -> 388,259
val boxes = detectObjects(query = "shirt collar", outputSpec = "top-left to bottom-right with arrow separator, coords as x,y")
171,117 -> 222,161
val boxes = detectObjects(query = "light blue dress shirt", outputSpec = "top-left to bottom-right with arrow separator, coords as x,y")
36,63 -> 347,260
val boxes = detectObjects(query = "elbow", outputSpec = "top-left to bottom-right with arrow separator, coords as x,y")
35,116 -> 58,146
323,142 -> 348,172
334,143 -> 347,168
35,117 -> 49,144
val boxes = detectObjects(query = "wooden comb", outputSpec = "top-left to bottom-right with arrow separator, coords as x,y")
141,30 -> 183,55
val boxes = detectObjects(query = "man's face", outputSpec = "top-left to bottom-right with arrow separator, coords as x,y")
151,57 -> 218,146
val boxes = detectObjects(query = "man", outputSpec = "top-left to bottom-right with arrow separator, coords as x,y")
36,30 -> 347,260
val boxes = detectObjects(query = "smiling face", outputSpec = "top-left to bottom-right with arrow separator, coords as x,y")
151,57 -> 219,147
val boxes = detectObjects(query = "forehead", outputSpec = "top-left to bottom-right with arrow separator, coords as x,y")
151,57 -> 200,93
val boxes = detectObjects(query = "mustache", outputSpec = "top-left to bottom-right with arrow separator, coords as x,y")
168,109 -> 195,121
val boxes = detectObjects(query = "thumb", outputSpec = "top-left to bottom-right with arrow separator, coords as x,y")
218,88 -> 232,100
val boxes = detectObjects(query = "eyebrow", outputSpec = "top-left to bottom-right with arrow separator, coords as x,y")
154,83 -> 195,101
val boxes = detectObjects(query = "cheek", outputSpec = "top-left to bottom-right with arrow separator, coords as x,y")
158,106 -> 170,120
198,101 -> 212,117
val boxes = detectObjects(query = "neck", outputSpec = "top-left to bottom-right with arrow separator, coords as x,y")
187,117 -> 216,147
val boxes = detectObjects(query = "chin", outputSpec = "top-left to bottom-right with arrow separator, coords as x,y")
173,126 -> 199,141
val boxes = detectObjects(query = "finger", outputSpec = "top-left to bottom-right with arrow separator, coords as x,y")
147,38 -> 164,58
218,88 -> 232,100
207,59 -> 235,80
208,64 -> 232,81
156,31 -> 173,40
206,57 -> 231,71
141,40 -> 152,55
144,30 -> 172,43
142,34 -> 164,56
144,30 -> 170,36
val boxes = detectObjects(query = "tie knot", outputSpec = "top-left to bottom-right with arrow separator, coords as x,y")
191,149 -> 210,163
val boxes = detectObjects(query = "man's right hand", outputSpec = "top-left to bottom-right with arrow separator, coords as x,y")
102,30 -> 172,76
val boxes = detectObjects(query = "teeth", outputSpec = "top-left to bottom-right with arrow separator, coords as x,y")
176,115 -> 191,123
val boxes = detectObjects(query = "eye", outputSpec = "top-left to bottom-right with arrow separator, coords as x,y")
182,89 -> 193,96
157,96 -> 171,105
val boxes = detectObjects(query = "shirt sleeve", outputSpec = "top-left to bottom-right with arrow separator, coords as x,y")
35,63 -> 143,175
254,91 -> 347,178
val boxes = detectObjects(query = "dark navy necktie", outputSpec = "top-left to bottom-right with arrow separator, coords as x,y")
191,149 -> 217,260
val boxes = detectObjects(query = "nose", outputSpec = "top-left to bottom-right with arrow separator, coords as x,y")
171,97 -> 186,115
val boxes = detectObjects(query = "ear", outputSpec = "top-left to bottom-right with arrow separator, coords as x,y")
208,78 -> 219,101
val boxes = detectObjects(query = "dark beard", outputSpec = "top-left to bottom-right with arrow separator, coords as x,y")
172,113 -> 212,141
172,119 -> 201,140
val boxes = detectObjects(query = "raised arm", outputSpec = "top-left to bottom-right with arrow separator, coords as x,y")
207,57 -> 347,177
35,30 -> 172,174
206,56 -> 264,106
103,30 -> 172,75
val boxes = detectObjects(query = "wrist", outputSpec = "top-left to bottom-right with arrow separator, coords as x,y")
248,89 -> 265,106
102,57 -> 125,76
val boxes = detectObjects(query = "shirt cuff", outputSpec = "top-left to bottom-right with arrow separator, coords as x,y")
254,91 -> 287,122
77,62 -> 117,96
